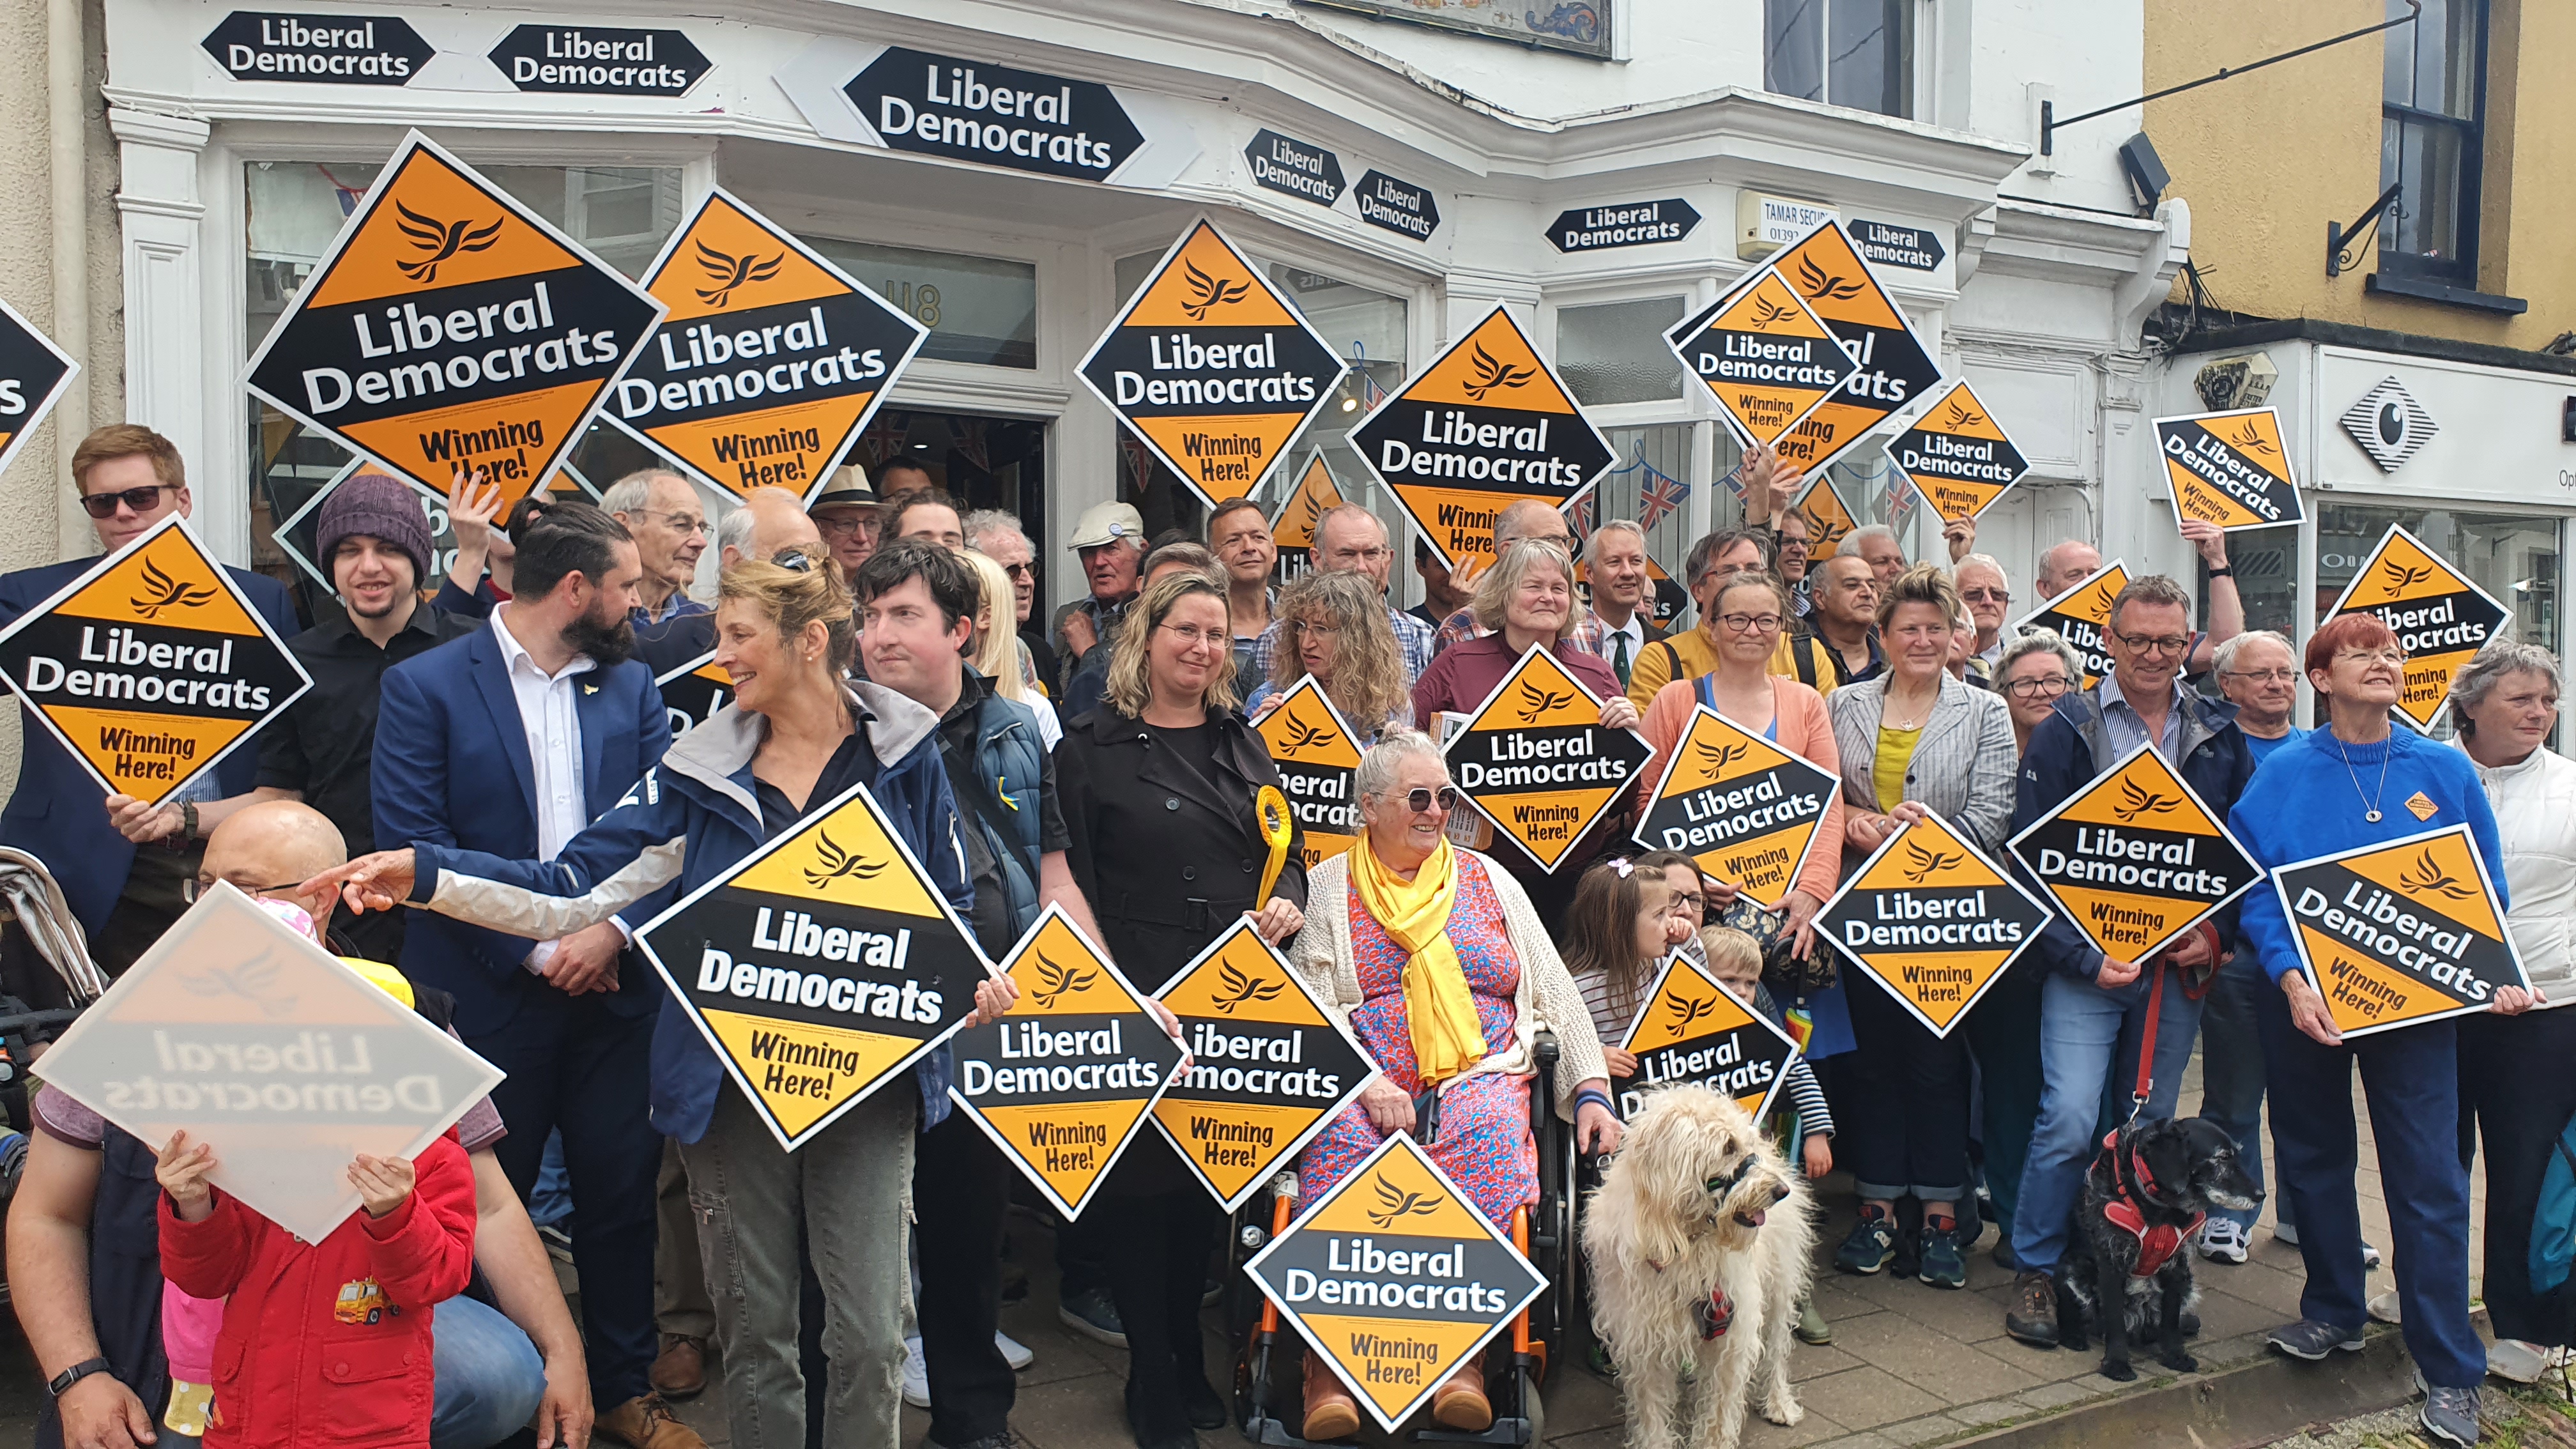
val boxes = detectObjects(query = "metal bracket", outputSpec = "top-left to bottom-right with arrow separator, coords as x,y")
2327,183 -> 2404,279
2041,1 -> 2418,156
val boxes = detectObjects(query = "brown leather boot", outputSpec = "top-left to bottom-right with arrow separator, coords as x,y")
1300,1350 -> 1361,1442
595,1392 -> 709,1449
648,1335 -> 707,1399
1430,1351 -> 1490,1432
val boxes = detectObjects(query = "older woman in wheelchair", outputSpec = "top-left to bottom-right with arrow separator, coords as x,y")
1276,732 -> 1622,1440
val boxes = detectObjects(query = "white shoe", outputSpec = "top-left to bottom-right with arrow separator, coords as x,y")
2273,1221 -> 2298,1246
2363,1241 -> 2382,1271
997,1330 -> 1034,1371
2485,1338 -> 2572,1384
2198,1220 -> 2250,1264
2367,1289 -> 2402,1325
903,1335 -> 931,1409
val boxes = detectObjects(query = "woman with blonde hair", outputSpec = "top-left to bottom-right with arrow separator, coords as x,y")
960,546 -> 1062,748
1247,568 -> 1413,745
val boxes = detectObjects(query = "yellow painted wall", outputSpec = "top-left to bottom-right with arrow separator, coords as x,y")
2144,0 -> 2572,346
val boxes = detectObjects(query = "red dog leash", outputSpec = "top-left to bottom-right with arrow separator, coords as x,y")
2128,923 -> 2221,1117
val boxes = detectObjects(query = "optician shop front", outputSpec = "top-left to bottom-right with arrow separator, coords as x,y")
99,0 -> 2179,620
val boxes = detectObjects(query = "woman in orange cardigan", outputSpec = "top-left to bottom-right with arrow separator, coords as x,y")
1632,571 -> 1844,958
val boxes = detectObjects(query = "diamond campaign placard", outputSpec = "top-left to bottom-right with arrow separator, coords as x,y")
1243,1134 -> 1548,1434
1794,471 -> 1859,557
242,130 -> 665,517
0,291 -> 79,482
0,515 -> 312,808
1151,918 -> 1374,1211
1255,675 -> 1366,871
611,189 -> 928,503
2322,523 -> 2511,730
1078,219 -> 1346,508
654,647 -> 735,739
1766,219 -> 1943,474
634,779 -> 988,1149
2012,559 -> 2129,690
2008,742 -> 2264,964
947,906 -> 1184,1218
1271,453 -> 1345,585
1614,953 -> 1801,1124
1666,266 -> 1857,452
1632,705 -> 1839,910
2153,406 -> 2303,533
2271,823 -> 2527,1038
1443,645 -> 1652,872
1889,378 -> 2029,524
1353,307 -> 1613,571
1816,811 -> 2051,1038
31,884 -> 505,1244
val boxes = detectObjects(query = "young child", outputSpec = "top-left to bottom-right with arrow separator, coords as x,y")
156,1122 -> 476,1446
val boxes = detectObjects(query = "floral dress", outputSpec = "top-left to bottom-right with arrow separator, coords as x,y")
1297,854 -> 1540,1226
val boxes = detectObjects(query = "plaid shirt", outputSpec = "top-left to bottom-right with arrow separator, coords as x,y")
1247,604 -> 1436,694
1432,606 -> 1485,654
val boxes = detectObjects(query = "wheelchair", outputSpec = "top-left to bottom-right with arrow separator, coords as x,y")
1227,1031 -> 1584,1446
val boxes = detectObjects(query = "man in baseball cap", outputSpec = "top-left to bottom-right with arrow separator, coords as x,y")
809,464 -> 881,574
1051,501 -> 1147,717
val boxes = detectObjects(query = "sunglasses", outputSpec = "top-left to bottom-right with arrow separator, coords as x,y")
80,483 -> 180,519
1389,786 -> 1461,815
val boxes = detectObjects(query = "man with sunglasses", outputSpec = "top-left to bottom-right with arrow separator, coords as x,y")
0,425 -> 300,987
1998,573 -> 2255,1348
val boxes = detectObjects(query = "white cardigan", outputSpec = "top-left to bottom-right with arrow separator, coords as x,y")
2467,742 -> 2576,1006
1286,848 -> 1611,1118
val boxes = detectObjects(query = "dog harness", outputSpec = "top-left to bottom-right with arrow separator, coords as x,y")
2099,1129 -> 2204,1278
1694,1287 -> 1734,1340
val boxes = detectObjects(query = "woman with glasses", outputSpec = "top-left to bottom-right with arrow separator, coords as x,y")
1410,538 -> 1639,922
2228,615 -> 2533,1446
1994,631 -> 2081,756
1055,569 -> 1307,1449
1284,732 -> 1620,1441
1246,569 -> 1413,746
1825,565 -> 2018,1291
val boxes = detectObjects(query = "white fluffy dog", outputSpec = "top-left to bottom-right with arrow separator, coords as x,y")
1582,1086 -> 1815,1449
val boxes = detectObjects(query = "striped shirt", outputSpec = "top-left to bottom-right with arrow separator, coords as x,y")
1574,953 -> 1832,1143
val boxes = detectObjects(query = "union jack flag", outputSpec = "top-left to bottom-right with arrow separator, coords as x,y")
1636,464 -> 1689,533
857,411 -> 911,468
1567,488 -> 1598,547
1881,466 -> 1919,533
947,415 -> 990,473
1718,464 -> 1747,500
1119,433 -> 1159,491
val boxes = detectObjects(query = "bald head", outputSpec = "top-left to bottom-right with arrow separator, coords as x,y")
1494,499 -> 1570,551
2035,539 -> 2103,602
199,801 -> 351,945
723,487 -> 825,568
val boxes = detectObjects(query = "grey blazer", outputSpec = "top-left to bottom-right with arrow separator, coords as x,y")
1828,673 -> 2020,859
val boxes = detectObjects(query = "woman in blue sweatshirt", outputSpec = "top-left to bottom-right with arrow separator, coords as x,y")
2229,613 -> 2536,1448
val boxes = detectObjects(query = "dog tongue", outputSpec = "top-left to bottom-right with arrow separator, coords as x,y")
1746,1209 -> 1767,1227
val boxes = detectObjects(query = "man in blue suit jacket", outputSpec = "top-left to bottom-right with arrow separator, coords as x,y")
372,500 -> 692,1445
0,425 -> 301,988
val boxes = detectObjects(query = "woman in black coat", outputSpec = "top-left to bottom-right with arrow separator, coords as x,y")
1057,568 -> 1307,1449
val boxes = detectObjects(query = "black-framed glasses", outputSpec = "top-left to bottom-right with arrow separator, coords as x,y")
1718,611 -> 1784,634
815,512 -> 874,538
2004,675 -> 2071,699
1393,786 -> 1461,815
2112,629 -> 2192,656
998,561 -> 1036,579
79,483 -> 180,519
185,877 -> 307,905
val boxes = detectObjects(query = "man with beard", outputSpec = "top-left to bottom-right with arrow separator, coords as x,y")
371,499 -> 692,1448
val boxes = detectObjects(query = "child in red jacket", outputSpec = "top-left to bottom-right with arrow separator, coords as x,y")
156,1128 -> 476,1447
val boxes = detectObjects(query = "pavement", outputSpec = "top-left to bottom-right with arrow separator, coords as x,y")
0,1041 -> 2494,1448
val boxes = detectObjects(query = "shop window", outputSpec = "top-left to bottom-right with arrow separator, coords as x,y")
1556,298 -> 1685,406
1765,0 -> 1913,119
2204,526 -> 2303,650
2379,0 -> 2486,288
1590,424 -> 1698,627
2315,502 -> 2556,667
802,237 -> 1037,371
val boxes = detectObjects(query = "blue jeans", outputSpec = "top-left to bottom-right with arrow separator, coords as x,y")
431,1294 -> 548,1449
2010,965 -> 2204,1274
2194,956 -> 2273,1231
529,1130 -> 572,1229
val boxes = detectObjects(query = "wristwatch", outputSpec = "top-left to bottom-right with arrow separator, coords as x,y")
180,801 -> 201,841
2206,565 -> 2234,579
47,1357 -> 112,1399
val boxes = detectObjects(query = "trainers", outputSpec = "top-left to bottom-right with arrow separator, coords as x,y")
1795,1298 -> 1832,1345
2419,1384 -> 2481,1446
1917,1216 -> 1967,1289
2273,1221 -> 2298,1247
903,1336 -> 931,1409
2368,1289 -> 2402,1324
995,1330 -> 1033,1370
2266,1319 -> 2365,1360
2197,1220 -> 2250,1264
1835,1206 -> 1896,1275
2004,1270 -> 2058,1347
2363,1241 -> 2383,1271
1057,1287 -> 1126,1347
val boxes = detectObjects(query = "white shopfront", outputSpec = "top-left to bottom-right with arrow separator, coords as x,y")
96,0 -> 2184,618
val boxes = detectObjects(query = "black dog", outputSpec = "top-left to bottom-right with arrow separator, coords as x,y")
2056,1116 -> 2263,1382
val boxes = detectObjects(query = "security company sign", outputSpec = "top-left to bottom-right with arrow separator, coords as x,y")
845,47 -> 1145,182
0,294 -> 79,480
1767,220 -> 1944,473
2323,524 -> 2509,730
1256,677 -> 1365,871
1545,199 -> 1703,254
1271,454 -> 1344,584
654,648 -> 734,739
242,131 -> 664,516
615,190 -> 927,504
2012,560 -> 2129,689
2153,407 -> 2303,533
1816,812 -> 2051,1037
634,779 -> 988,1150
1151,918 -> 1374,1211
32,884 -> 504,1245
1243,1134 -> 1547,1433
2273,823 -> 2527,1039
1245,129 -> 1345,208
487,26 -> 711,96
947,906 -> 1183,1217
0,516 -> 310,808
1666,266 -> 1857,451
2338,376 -> 2439,473
1078,220 -> 1346,509
2007,744 -> 2263,963
1633,705 -> 1838,910
1615,953 -> 1801,1124
1353,306 -> 1613,570
1889,379 -> 2029,523
1795,472 -> 1858,556
1444,646 -> 1650,872
202,12 -> 431,84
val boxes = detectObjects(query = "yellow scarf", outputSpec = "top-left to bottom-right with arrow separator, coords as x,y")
1351,833 -> 1487,1085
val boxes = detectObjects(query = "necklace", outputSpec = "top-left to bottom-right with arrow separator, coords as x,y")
1885,684 -> 1938,731
2334,732 -> 2392,823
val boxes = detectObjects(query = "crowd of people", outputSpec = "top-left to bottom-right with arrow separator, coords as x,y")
0,424 -> 2565,1449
